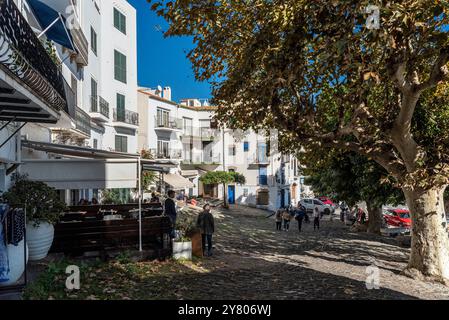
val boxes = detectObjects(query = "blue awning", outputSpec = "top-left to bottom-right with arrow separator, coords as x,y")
27,0 -> 76,51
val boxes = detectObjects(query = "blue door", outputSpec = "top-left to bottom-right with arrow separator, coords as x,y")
228,185 -> 235,204
259,167 -> 268,185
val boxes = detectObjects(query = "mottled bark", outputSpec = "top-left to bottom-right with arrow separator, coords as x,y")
403,187 -> 449,284
366,201 -> 382,235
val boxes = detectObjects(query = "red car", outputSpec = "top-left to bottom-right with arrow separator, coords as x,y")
317,196 -> 335,207
383,209 -> 412,228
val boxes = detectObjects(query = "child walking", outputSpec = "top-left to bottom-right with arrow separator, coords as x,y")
282,209 -> 292,231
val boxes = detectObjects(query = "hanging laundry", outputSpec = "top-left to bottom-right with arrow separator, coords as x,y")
0,204 -> 10,283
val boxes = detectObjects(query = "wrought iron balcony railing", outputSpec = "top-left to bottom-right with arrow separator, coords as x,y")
248,150 -> 270,164
155,115 -> 183,130
113,108 -> 139,126
182,152 -> 221,165
181,127 -> 220,141
75,107 -> 91,137
0,0 -> 67,112
149,148 -> 182,160
90,95 -> 110,118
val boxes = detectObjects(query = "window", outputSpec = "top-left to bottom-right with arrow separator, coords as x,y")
113,8 -> 126,34
90,78 -> 98,111
259,167 -> 268,185
116,93 -> 126,121
183,117 -> 193,135
157,108 -> 170,127
243,141 -> 249,152
114,50 -> 127,83
115,135 -> 127,152
229,169 -> 235,173
229,145 -> 236,156
90,27 -> 97,55
93,139 -> 98,149
157,140 -> 170,158
243,188 -> 249,197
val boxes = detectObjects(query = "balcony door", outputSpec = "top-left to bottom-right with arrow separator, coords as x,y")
157,140 -> 170,158
117,93 -> 126,121
157,108 -> 170,127
183,117 -> 193,135
91,78 -> 98,112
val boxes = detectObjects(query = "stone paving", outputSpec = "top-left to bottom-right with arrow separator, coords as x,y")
156,205 -> 449,300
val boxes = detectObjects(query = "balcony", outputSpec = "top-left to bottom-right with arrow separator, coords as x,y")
181,127 -> 220,142
90,96 -> 109,122
155,116 -> 183,131
248,149 -> 270,166
75,107 -> 91,137
149,148 -> 182,160
113,108 -> 139,129
182,152 -> 221,165
0,0 -> 67,123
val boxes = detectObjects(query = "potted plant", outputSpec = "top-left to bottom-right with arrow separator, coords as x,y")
172,215 -> 198,260
3,174 -> 66,261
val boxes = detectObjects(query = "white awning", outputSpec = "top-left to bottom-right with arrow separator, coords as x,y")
21,159 -> 138,189
181,170 -> 199,177
164,173 -> 195,190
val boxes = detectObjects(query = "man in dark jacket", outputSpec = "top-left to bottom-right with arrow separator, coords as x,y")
197,204 -> 215,256
165,190 -> 177,238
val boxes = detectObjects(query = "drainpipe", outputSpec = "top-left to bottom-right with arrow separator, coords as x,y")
138,156 -> 142,252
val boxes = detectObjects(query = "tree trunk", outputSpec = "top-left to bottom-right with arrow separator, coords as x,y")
403,187 -> 449,284
366,201 -> 382,235
223,183 -> 229,209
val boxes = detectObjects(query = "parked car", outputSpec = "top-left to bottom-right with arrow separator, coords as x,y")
317,196 -> 336,207
383,208 -> 412,229
299,198 -> 335,215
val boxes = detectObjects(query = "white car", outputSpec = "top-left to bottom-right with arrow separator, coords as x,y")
299,198 -> 335,215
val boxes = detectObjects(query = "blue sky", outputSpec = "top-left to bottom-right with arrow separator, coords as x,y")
128,0 -> 212,103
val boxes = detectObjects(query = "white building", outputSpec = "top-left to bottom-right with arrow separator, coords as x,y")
6,0 -> 140,205
138,88 -> 305,210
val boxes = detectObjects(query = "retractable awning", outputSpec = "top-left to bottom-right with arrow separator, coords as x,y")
163,173 -> 195,190
181,170 -> 199,177
21,158 -> 139,189
27,0 -> 76,51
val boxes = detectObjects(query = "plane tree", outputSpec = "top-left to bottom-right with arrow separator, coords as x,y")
151,0 -> 449,283
303,151 -> 404,234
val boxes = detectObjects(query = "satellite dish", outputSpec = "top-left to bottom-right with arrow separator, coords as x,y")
157,85 -> 163,92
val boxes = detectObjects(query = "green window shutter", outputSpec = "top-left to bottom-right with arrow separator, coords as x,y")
114,8 -> 126,34
116,93 -> 126,121
114,50 -> 127,83
115,136 -> 128,153
90,27 -> 97,55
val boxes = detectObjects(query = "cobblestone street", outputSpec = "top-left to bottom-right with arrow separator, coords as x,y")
155,205 -> 449,300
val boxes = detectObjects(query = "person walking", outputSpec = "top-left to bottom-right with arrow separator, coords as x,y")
164,190 -> 178,238
313,207 -> 321,230
282,209 -> 291,231
295,205 -> 306,232
197,204 -> 215,256
275,209 -> 283,231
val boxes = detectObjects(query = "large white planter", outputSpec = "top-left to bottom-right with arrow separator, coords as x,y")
26,222 -> 54,261
172,240 -> 192,260
0,240 -> 28,287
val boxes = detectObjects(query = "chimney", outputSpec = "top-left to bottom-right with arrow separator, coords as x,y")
163,87 -> 172,101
